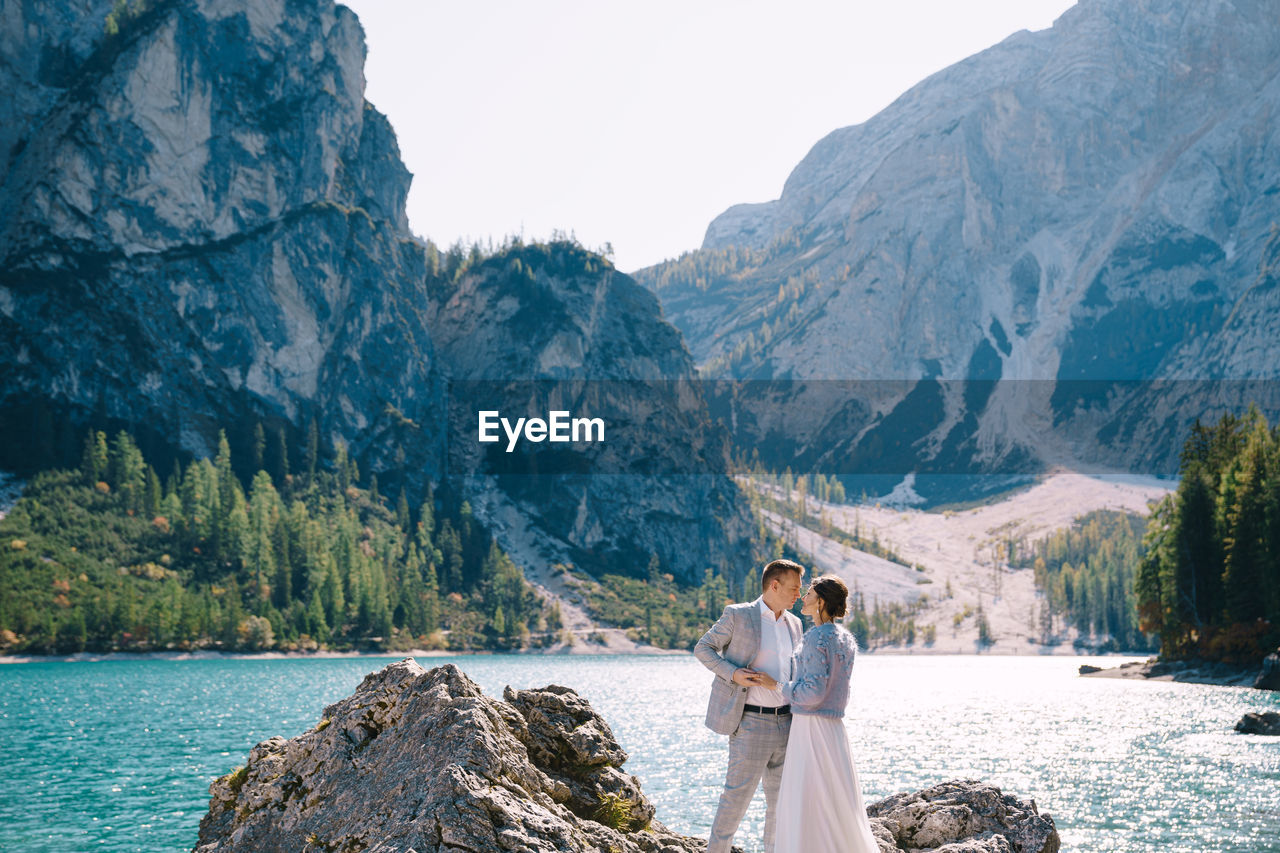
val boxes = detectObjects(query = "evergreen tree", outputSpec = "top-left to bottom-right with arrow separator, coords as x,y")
252,422 -> 266,474
1135,409 -> 1280,661
422,561 -> 440,634
109,431 -> 146,512
1222,429 -> 1270,622
306,418 -> 319,483
246,472 -> 279,600
144,466 -> 162,518
1172,463 -> 1222,624
396,488 -> 410,532
271,425 -> 290,485
81,430 -> 108,485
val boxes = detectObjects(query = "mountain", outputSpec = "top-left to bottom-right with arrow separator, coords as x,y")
635,0 -> 1280,497
426,241 -> 754,580
0,0 -> 752,584
0,0 -> 446,490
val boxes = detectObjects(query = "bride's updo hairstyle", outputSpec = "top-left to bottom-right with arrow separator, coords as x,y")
811,575 -> 849,620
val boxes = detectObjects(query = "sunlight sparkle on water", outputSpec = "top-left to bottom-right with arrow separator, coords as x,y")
0,654 -> 1277,852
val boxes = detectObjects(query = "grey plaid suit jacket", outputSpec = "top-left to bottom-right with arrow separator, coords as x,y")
694,600 -> 803,735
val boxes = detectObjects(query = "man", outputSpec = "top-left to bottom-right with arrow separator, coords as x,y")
694,559 -> 805,853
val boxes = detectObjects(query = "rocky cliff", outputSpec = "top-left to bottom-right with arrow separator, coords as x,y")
427,241 -> 754,580
0,0 -> 445,490
0,0 -> 752,583
636,0 -> 1280,497
196,658 -> 1062,853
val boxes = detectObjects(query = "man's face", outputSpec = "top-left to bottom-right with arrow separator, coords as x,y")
769,571 -> 803,609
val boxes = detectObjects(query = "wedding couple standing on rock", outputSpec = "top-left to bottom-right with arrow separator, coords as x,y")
695,558 -> 880,853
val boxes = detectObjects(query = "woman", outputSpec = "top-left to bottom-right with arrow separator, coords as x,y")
754,575 -> 880,853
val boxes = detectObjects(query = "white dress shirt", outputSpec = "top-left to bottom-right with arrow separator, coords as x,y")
746,597 -> 793,707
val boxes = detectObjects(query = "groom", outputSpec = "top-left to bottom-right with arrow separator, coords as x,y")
694,559 -> 804,853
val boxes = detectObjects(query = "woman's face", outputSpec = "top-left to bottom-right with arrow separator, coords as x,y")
800,587 -> 821,618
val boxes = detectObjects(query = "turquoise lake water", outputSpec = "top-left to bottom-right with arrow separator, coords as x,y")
1,653 -> 1277,852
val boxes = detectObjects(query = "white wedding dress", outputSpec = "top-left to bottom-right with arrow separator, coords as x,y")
774,714 -> 881,852
774,622 -> 881,853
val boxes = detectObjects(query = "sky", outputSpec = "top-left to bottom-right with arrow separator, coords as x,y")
342,1 -> 1078,273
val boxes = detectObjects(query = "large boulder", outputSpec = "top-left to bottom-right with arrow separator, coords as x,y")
194,659 -> 699,853
867,780 -> 1060,853
196,660 -> 1061,853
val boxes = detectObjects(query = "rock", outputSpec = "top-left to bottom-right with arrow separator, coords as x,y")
1253,651 -> 1280,691
197,659 -> 1060,853
1077,664 -> 1102,675
1234,711 -> 1280,736
502,683 -> 654,831
195,659 -> 703,853
867,780 -> 1060,853
1080,657 -> 1259,687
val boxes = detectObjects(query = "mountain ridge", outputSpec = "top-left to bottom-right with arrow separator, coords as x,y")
636,0 -> 1280,496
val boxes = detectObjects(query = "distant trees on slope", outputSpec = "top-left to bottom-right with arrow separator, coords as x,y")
1136,408 -> 1280,662
0,429 -> 543,654
1014,510 -> 1153,651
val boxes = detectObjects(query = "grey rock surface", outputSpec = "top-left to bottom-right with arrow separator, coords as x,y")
195,658 -> 704,853
1254,651 -> 1280,691
635,0 -> 1280,490
1080,656 -> 1260,687
196,660 -> 1060,853
867,780 -> 1060,853
0,0 -> 446,493
1234,711 -> 1280,735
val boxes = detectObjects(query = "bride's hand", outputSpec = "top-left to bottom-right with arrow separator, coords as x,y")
754,673 -> 778,690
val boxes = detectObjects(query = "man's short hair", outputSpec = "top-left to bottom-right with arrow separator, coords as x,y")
760,559 -> 804,591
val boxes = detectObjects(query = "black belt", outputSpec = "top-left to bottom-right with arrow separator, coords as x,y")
743,704 -> 790,715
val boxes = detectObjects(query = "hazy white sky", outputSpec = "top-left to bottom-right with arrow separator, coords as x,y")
342,1 -> 1077,272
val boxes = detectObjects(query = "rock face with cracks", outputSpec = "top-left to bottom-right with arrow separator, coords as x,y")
196,659 -> 1060,853
194,659 -> 700,852
867,780 -> 1061,853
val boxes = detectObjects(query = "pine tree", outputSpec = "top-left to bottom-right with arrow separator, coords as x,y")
272,425 -> 290,485
81,430 -> 108,485
417,497 -> 435,549
306,418 -> 319,484
246,472 -> 279,600
422,561 -> 440,634
252,422 -> 266,473
1222,430 -> 1269,622
110,431 -> 146,512
336,443 -> 350,493
396,488 -> 410,532
1172,463 -> 1222,625
144,466 -> 162,517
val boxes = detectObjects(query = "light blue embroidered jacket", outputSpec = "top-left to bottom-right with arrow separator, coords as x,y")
781,622 -> 858,717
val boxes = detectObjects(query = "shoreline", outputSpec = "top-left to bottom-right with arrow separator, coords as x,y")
0,647 -> 1155,664
1080,656 -> 1264,688
0,645 -> 692,664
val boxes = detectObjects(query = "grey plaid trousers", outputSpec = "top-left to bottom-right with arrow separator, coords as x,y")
708,711 -> 792,853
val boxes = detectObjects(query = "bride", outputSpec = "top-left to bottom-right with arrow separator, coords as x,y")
753,575 -> 881,853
